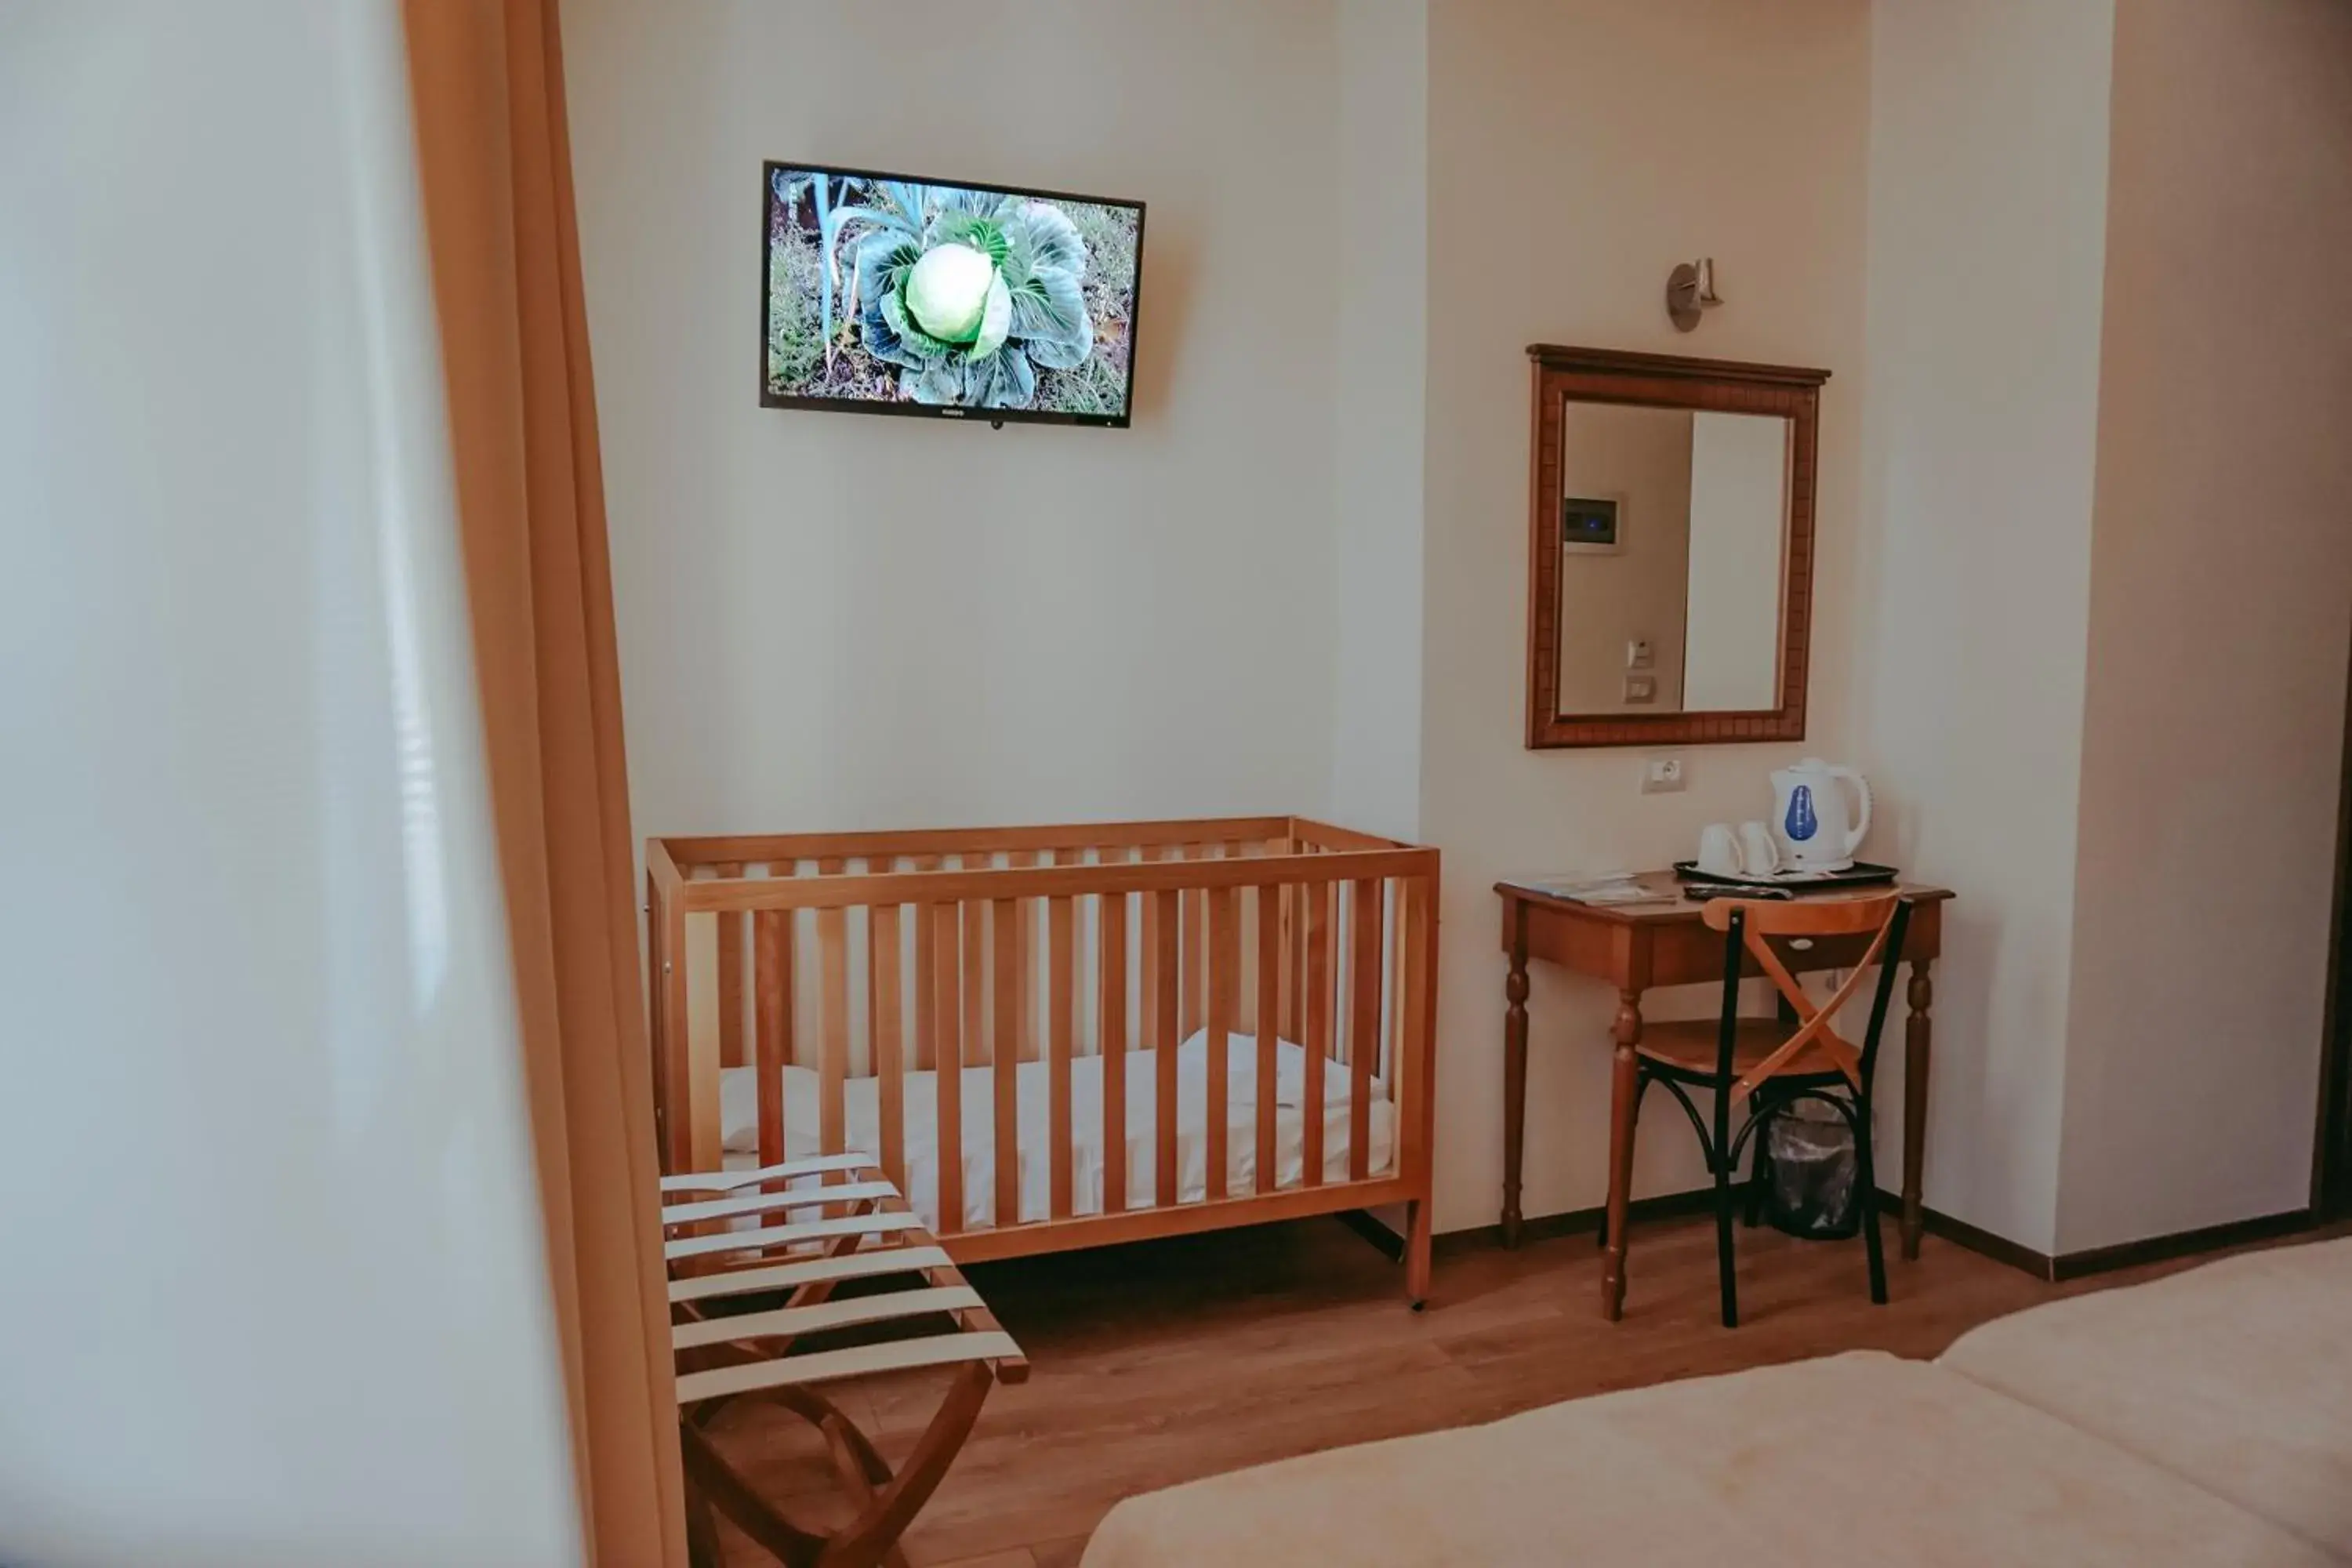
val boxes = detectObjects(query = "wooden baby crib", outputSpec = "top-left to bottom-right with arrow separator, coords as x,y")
646,817 -> 1439,1301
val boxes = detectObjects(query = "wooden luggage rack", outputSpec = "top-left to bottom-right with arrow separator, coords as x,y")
663,1153 -> 1028,1568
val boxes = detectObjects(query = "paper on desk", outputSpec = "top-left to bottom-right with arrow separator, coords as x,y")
1505,871 -> 1658,906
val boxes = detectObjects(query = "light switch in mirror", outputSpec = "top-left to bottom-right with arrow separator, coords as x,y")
1552,405 -> 1790,717
1525,345 -> 1827,749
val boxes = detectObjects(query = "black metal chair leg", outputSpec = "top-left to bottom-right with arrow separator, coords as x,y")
1713,1113 -> 1740,1328
1853,1096 -> 1888,1305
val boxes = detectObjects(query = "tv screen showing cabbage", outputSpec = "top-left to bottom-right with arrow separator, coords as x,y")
762,162 -> 1144,427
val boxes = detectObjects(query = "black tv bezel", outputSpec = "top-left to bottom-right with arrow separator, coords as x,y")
758,159 -> 1145,430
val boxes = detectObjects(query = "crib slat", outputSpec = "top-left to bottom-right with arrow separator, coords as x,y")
1048,895 -> 1075,1220
653,872 -> 687,1171
1303,880 -> 1331,1186
961,888 -> 986,1069
1100,891 -> 1129,1216
1207,885 -> 1236,1202
992,898 -> 1019,1228
1255,881 -> 1281,1194
716,862 -> 746,1069
1387,879 -> 1409,1084
913,889 -> 937,1072
1181,851 -> 1206,1040
1276,871 -> 1297,1042
1350,878 -> 1381,1181
818,904 -> 848,1156
1153,887 -> 1180,1206
1017,851 -> 1042,1063
1236,879 -> 1257,1037
753,907 -> 793,1168
931,902 -> 963,1236
1400,876 -> 1432,1190
870,904 -> 906,1196
1140,860 -> 1164,1054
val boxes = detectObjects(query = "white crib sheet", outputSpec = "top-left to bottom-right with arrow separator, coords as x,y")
717,1029 -> 1395,1235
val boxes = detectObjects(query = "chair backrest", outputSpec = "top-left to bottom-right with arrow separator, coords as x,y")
1703,894 -> 1912,1098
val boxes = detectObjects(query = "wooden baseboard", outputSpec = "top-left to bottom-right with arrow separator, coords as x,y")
1430,1187 -> 1726,1260
2049,1208 -> 2313,1280
1873,1192 -> 2318,1283
1874,1190 -> 2056,1279
1399,1192 -> 2318,1282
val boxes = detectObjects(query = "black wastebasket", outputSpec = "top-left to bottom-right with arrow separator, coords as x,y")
1763,1098 -> 1860,1240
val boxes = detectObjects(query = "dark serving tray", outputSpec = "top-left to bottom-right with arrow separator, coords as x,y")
1671,858 -> 1900,895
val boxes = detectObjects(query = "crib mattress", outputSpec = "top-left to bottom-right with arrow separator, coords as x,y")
719,1030 -> 1395,1235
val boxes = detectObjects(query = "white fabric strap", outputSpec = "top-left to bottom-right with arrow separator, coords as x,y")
673,1285 -> 983,1352
675,1330 -> 1022,1403
664,1210 -> 924,1262
659,1152 -> 875,1194
667,1244 -> 954,1305
661,1181 -> 899,1226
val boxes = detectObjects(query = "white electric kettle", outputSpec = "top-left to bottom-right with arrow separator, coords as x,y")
1771,758 -> 1872,872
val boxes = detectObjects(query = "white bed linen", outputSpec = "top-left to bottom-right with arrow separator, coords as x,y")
717,1030 -> 1395,1234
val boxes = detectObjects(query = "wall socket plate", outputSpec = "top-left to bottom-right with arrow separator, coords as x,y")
1641,753 -> 1687,793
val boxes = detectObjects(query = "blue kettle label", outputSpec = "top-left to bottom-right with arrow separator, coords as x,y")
1785,786 -> 1818,842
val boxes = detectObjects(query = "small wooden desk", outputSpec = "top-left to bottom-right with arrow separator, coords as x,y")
1497,872 -> 1954,1319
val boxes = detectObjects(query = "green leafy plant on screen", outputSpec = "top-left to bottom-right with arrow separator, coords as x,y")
837,182 -> 1094,409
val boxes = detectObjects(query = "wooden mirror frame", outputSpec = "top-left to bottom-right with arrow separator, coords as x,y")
1526,344 -> 1829,750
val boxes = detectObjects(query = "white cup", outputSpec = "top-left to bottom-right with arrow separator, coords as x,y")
1697,822 -> 1742,879
1737,820 -> 1781,878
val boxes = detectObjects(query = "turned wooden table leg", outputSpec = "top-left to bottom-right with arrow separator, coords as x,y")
1502,906 -> 1530,1248
1602,988 -> 1643,1320
1902,958 -> 1933,1261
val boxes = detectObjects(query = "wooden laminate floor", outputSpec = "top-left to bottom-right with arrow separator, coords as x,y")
698,1209 -> 2287,1567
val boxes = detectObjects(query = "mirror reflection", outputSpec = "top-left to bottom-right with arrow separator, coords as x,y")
1552,402 -> 1791,717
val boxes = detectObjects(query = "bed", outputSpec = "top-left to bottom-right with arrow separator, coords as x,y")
648,816 -> 1439,1301
1080,1238 -> 2352,1566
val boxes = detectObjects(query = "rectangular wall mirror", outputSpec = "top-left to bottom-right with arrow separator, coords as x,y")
1526,345 -> 1828,748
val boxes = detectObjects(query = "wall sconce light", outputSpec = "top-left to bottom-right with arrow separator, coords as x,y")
1665,257 -> 1723,332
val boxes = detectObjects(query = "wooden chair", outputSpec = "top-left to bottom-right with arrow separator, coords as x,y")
1624,894 -> 1912,1327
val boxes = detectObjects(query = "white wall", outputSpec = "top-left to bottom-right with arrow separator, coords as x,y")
0,3 -> 580,1563
1329,0 -> 1429,841
565,0 -> 1343,841
1684,412 -> 1790,713
1852,0 -> 2116,1256
1420,0 -> 1872,1230
2055,0 -> 2352,1252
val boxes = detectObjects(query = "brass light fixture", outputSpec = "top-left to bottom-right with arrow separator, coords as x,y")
1666,257 -> 1723,332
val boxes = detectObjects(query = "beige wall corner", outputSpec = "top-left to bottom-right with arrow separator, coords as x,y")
2056,0 -> 2352,1254
1852,0 -> 2118,1257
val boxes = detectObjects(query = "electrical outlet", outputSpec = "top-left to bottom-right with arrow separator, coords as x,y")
1624,674 -> 1657,704
1642,753 -> 1687,794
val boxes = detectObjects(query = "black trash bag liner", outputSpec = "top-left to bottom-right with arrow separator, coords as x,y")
1763,1098 -> 1860,1240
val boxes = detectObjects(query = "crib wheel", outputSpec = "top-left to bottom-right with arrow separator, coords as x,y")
1410,1298 -> 1427,1313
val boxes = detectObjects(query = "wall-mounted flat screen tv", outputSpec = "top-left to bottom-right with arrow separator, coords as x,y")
762,162 -> 1144,428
